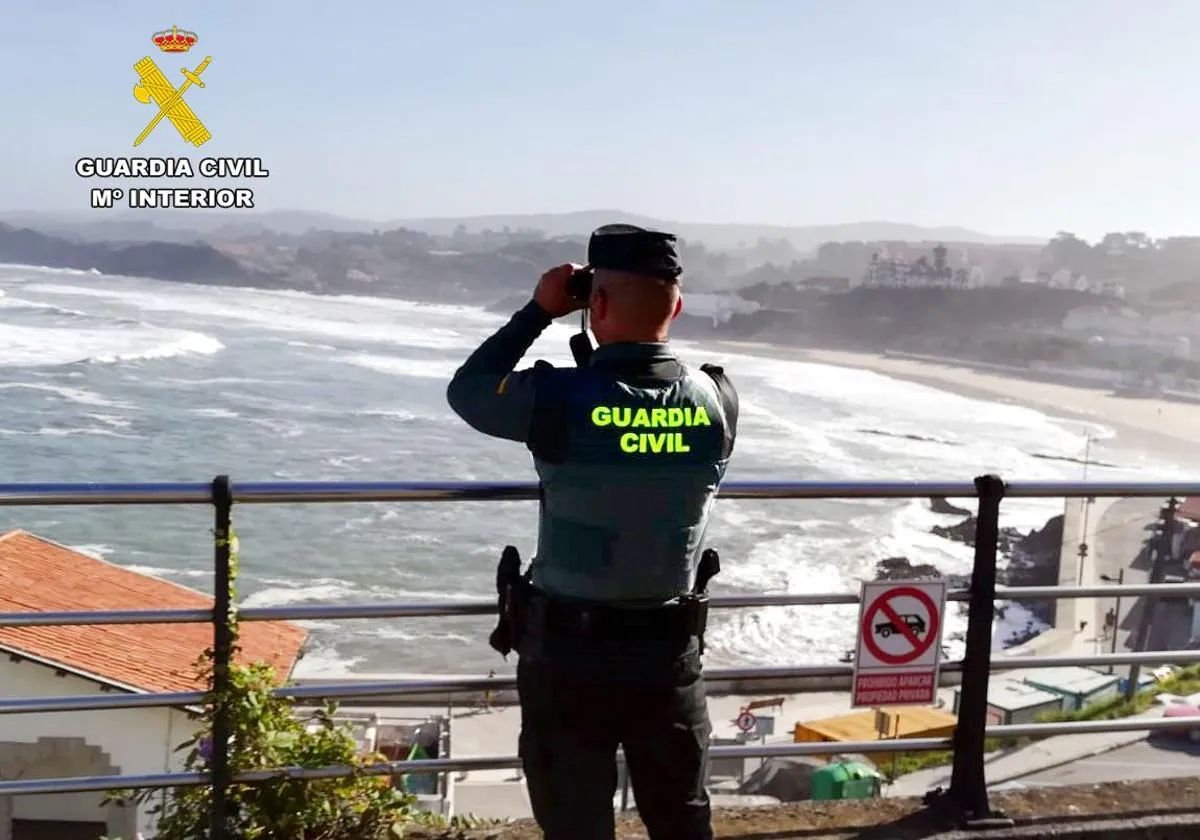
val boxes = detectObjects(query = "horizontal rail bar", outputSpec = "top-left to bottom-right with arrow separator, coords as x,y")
9,714 -> 1200,796
12,646 -> 1200,715
0,609 -> 214,627
0,690 -> 206,714
994,650 -> 1200,669
0,738 -> 958,796
2,479 -> 1198,506
9,581 -> 1197,628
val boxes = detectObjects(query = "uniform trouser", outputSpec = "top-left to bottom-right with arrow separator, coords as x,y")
516,640 -> 713,840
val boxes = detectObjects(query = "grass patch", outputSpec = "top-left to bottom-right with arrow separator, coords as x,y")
1035,664 -> 1200,724
877,665 -> 1200,781
883,737 -> 1023,781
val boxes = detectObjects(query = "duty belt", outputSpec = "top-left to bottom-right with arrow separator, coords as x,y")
536,593 -> 709,643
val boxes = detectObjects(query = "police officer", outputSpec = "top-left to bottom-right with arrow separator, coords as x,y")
447,224 -> 737,840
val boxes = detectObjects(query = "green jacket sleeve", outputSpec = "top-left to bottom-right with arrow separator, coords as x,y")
446,298 -> 554,442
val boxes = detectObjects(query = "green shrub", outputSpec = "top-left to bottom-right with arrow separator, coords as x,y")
106,526 -> 447,839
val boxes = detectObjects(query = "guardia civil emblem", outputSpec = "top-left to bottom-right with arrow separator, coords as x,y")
132,25 -> 212,147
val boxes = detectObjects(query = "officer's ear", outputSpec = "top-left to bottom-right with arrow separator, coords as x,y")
670,292 -> 683,322
591,286 -> 609,323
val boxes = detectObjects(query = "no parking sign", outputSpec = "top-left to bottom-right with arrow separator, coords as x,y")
851,580 -> 946,708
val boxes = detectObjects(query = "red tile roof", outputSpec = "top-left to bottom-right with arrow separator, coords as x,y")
0,530 -> 307,694
1179,497 -> 1200,524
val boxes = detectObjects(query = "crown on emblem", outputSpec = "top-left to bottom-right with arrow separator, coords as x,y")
153,25 -> 198,53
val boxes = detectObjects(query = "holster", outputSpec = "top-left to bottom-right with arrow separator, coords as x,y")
692,547 -> 721,655
488,545 -> 530,658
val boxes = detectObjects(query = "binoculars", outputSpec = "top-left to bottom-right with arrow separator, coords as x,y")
566,267 -> 594,302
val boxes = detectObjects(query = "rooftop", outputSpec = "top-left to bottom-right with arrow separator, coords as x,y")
983,678 -> 1063,712
0,529 -> 307,694
795,706 -> 957,743
1023,667 -> 1119,698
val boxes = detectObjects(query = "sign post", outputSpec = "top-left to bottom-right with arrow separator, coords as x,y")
852,580 -> 946,708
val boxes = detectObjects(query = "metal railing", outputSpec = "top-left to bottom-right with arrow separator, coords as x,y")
1,477 -> 1198,833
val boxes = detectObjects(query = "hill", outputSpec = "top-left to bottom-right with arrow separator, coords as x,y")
0,209 -> 1039,252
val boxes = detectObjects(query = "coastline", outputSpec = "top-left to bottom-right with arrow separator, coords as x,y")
714,341 -> 1199,466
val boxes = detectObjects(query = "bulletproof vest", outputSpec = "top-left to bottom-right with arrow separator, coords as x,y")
525,350 -> 736,602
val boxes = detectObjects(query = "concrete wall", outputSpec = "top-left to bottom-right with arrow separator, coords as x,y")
0,658 -> 201,839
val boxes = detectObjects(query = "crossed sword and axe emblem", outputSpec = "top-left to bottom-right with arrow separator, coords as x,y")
132,55 -> 213,147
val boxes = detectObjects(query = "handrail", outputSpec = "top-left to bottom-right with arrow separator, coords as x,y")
3,714 -> 1200,797
2,479 -> 1199,505
3,581 -> 1199,627
1,474 -> 1196,835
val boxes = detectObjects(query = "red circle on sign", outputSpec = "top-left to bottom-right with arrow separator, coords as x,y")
736,711 -> 756,732
861,586 -> 939,666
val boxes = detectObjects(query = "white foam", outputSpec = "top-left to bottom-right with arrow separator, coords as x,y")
0,383 -> 127,408
71,544 -> 115,560
241,581 -> 362,608
188,408 -> 239,419
25,282 -> 483,350
292,644 -> 367,677
339,353 -> 460,379
123,564 -> 210,579
0,323 -> 222,368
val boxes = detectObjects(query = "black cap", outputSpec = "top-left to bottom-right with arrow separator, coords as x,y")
586,223 -> 682,282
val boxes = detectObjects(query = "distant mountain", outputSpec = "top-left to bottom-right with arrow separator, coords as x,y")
387,211 -> 1042,251
0,210 -> 378,242
1,208 -> 1040,251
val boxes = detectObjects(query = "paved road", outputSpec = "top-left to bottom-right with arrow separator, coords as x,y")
1008,734 -> 1200,788
1090,497 -> 1191,666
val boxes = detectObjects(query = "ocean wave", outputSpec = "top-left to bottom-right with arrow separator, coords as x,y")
188,408 -> 240,419
0,382 -> 127,407
90,331 -> 223,363
241,581 -> 363,608
338,353 -> 460,380
24,282 -> 481,351
0,323 -> 222,368
122,564 -> 211,579
71,544 -> 115,560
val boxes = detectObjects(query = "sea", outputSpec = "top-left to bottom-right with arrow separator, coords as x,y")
0,264 -> 1185,676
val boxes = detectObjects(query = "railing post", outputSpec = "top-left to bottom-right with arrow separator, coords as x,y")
210,475 -> 234,840
944,474 -> 1008,825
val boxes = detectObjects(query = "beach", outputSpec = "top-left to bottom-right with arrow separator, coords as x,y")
717,343 -> 1199,463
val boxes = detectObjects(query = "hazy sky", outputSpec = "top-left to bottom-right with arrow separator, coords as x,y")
2,1 -> 1198,240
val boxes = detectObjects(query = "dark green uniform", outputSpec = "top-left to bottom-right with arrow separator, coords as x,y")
448,228 -> 736,840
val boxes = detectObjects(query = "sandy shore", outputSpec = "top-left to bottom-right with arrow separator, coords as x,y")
717,342 -> 1199,463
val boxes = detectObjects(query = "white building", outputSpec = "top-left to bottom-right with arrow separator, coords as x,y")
0,531 -> 306,840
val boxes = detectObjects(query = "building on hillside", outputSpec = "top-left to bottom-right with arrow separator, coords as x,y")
1022,667 -> 1119,712
863,245 -> 982,290
953,679 -> 1063,725
0,530 -> 307,840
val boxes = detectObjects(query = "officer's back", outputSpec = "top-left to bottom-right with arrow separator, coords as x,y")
447,224 -> 736,840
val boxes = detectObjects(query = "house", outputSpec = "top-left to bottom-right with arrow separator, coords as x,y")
1022,667 -> 1119,712
0,530 -> 307,840
953,679 -> 1063,725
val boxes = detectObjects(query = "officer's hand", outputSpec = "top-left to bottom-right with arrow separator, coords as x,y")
534,263 -> 587,318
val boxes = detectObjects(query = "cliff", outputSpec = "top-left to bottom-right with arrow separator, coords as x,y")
0,223 -> 263,284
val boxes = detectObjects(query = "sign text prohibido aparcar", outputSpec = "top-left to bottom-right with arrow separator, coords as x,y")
851,580 -> 947,708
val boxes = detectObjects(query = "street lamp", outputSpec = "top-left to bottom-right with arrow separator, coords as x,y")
1100,570 -> 1125,674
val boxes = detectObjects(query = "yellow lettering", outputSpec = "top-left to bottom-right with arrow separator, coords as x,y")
692,406 -> 711,426
613,408 -> 631,427
620,432 -> 639,453
632,408 -> 650,428
591,406 -> 611,426
675,433 -> 690,452
647,433 -> 666,453
651,408 -> 667,427
667,407 -> 684,426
